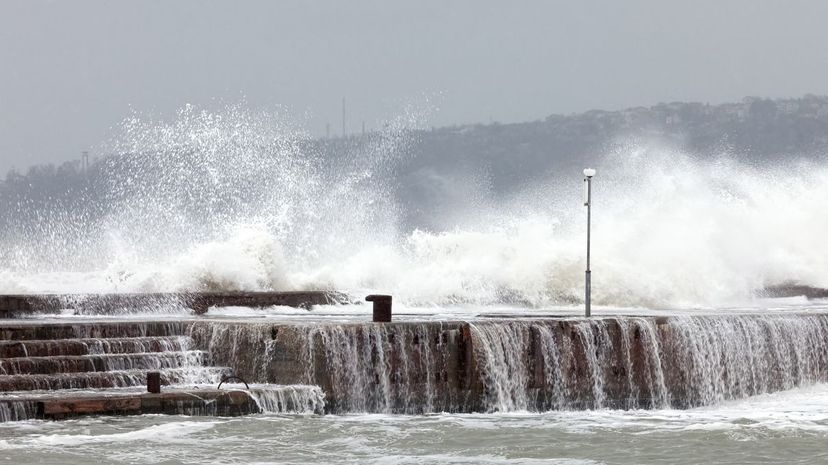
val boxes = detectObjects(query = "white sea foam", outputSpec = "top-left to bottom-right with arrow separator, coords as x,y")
25,421 -> 220,446
2,384 -> 828,463
1,105 -> 827,309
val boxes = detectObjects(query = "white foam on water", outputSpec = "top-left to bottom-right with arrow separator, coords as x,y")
360,455 -> 600,465
23,420 -> 221,447
1,384 -> 827,463
449,382 -> 828,435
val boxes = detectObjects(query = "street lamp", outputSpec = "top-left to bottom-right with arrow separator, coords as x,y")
583,168 -> 596,317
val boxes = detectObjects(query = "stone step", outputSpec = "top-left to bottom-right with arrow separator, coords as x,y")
0,321 -> 190,341
0,336 -> 194,358
0,384 -> 325,422
0,389 -> 257,421
0,351 -> 210,376
0,384 -> 327,421
0,367 -> 232,391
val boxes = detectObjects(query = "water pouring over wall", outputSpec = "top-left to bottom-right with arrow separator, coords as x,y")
188,313 -> 828,414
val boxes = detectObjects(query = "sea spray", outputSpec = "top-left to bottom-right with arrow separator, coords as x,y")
0,103 -> 825,308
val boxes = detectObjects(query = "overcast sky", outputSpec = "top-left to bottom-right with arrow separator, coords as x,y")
2,0 -> 828,174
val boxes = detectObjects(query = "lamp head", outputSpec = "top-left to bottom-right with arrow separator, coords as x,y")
583,168 -> 596,178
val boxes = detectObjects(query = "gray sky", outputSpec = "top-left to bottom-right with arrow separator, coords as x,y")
2,0 -> 828,174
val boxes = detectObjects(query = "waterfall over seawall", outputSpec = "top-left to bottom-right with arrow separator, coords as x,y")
246,384 -> 326,415
3,313 -> 827,420
189,313 -> 828,413
190,321 -> 476,413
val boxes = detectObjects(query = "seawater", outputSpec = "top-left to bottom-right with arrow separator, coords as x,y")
2,383 -> 828,464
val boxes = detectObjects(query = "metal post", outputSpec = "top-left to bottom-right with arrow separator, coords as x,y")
147,371 -> 161,394
366,294 -> 392,322
583,168 -> 596,317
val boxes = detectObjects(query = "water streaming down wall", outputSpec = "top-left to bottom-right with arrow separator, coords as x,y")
303,323 -> 475,413
246,385 -> 326,415
0,400 -> 38,422
471,314 -> 828,411
0,351 -> 211,375
189,313 -> 828,413
662,315 -> 828,406
3,315 -> 825,419
469,318 -> 669,411
0,321 -> 327,421
190,321 -> 476,413
148,385 -> 326,417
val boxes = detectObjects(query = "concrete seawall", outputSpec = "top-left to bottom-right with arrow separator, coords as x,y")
189,313 -> 828,412
3,311 -> 824,417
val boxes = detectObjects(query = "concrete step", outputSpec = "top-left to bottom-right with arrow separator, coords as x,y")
0,388 -> 259,421
0,351 -> 210,375
0,321 -> 191,341
0,367 -> 232,391
0,336 -> 194,358
0,384 -> 327,421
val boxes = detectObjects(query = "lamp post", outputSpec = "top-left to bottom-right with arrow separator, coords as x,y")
583,168 -> 596,317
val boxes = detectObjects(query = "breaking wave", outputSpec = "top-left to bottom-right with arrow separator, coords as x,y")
1,104 -> 827,308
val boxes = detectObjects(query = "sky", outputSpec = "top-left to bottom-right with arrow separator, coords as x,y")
2,0 -> 828,174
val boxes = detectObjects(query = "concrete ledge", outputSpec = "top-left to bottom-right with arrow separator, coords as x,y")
0,291 -> 348,317
1,389 -> 261,420
761,285 -> 828,299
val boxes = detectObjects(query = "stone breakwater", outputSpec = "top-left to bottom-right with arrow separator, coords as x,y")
194,313 -> 828,413
2,312 -> 828,420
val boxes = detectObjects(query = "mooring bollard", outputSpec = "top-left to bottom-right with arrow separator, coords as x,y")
366,295 -> 392,322
147,371 -> 161,394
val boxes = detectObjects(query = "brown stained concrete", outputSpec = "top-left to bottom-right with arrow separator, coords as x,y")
2,312 -> 828,416
0,336 -> 190,358
2,389 -> 259,420
188,312 -> 828,412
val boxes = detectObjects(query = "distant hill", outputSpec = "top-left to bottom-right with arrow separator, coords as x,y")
397,94 -> 828,192
3,95 -> 828,235
320,95 -> 828,227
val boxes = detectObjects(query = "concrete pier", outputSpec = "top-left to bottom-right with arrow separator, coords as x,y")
3,311 -> 827,420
